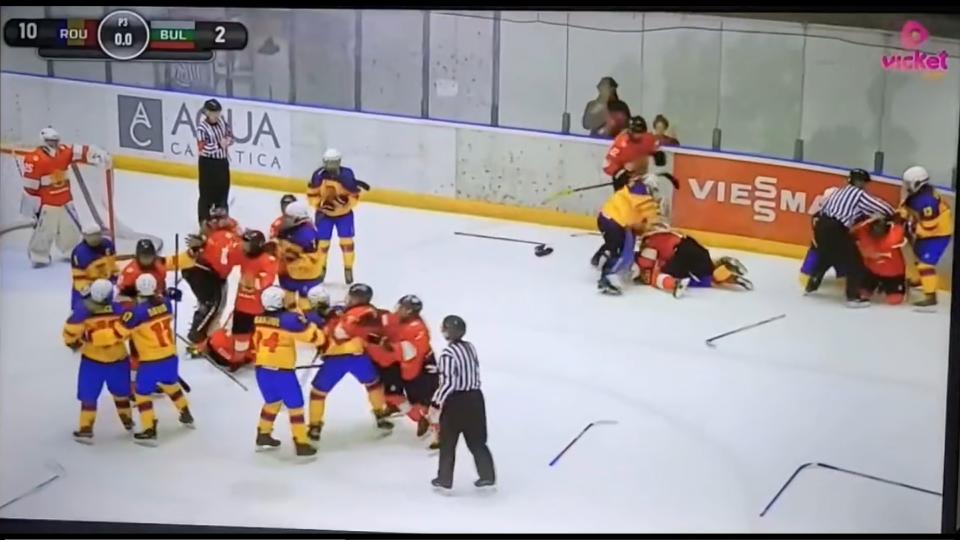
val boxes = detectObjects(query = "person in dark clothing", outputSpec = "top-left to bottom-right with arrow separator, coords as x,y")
430,315 -> 496,492
582,76 -> 631,138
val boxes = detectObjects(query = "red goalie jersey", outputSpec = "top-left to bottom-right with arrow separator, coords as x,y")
20,144 -> 94,207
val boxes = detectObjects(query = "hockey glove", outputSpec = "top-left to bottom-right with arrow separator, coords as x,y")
185,234 -> 205,250
653,150 -> 667,167
165,287 -> 183,302
355,180 -> 371,191
612,169 -> 630,191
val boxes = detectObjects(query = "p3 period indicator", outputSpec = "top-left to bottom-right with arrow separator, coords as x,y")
3,10 -> 247,62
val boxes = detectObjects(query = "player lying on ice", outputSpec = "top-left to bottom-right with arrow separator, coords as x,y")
631,224 -> 752,297
801,214 -> 908,305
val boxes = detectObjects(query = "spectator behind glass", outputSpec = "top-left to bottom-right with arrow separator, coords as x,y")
582,76 -> 631,138
653,114 -> 679,146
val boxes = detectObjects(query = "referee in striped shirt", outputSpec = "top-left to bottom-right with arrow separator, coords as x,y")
196,98 -> 233,225
429,315 -> 496,491
807,168 -> 895,306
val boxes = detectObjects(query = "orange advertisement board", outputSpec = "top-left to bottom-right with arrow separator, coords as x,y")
671,153 -> 902,246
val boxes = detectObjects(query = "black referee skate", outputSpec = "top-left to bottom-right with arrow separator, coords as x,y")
134,424 -> 159,447
72,427 -> 94,445
598,276 -> 622,295
307,423 -> 323,442
179,408 -> 196,429
255,431 -> 281,451
431,478 -> 452,492
474,478 -> 496,489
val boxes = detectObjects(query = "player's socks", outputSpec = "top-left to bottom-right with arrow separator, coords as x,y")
258,402 -> 282,434
918,264 -> 938,295
318,241 -> 331,277
365,382 -> 387,412
308,389 -> 327,433
79,402 -> 97,432
159,383 -> 189,412
289,407 -> 309,444
135,394 -> 156,431
340,239 -> 355,268
113,397 -> 134,430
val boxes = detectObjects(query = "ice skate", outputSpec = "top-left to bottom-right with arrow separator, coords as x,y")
598,276 -> 622,295
255,431 -> 281,451
179,408 -> 195,429
717,256 -> 747,276
72,427 -> 94,445
307,423 -> 323,442
120,415 -> 135,432
431,477 -> 452,493
295,441 -> 317,457
914,293 -> 937,308
374,409 -> 394,431
344,268 -> 354,285
474,478 -> 496,490
673,277 -> 690,299
733,275 -> 754,291
845,298 -> 871,309
134,425 -> 158,447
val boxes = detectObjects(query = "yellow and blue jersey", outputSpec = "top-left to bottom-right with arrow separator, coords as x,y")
116,298 -> 177,362
900,186 -> 953,239
600,181 -> 660,229
253,310 -> 326,370
307,166 -> 360,218
279,222 -> 324,280
71,239 -> 118,294
63,301 -> 129,363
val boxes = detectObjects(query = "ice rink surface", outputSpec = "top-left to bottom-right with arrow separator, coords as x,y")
0,171 -> 951,533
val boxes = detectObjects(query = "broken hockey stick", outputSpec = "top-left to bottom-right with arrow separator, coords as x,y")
548,420 -> 618,467
175,333 -> 248,391
759,461 -> 941,517
298,350 -> 324,384
705,314 -> 785,348
0,460 -> 65,513
543,173 -> 681,205
454,232 -> 554,257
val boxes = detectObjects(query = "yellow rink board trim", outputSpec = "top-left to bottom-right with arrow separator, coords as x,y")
110,154 -> 947,291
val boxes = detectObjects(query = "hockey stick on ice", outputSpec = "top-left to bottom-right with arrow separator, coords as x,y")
548,420 -> 618,467
454,232 -> 554,257
705,314 -> 785,348
0,460 -> 65,513
759,461 -> 941,517
175,332 -> 248,391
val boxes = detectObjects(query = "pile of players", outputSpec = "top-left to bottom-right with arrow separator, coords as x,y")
63,148 -> 442,456
799,166 -> 954,308
589,115 -> 753,298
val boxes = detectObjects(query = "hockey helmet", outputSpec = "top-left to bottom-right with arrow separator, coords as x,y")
627,116 -> 647,134
261,286 -> 286,311
89,279 -> 115,303
242,229 -> 266,255
323,148 -> 342,163
280,194 -> 297,212
135,273 -> 158,297
441,315 -> 467,341
82,223 -> 103,245
284,200 -> 312,221
40,127 -> 60,145
307,284 -> 331,309
135,238 -> 157,264
902,165 -> 930,194
346,283 -> 373,306
203,98 -> 222,112
848,168 -> 872,186
868,216 -> 891,239
397,294 -> 423,315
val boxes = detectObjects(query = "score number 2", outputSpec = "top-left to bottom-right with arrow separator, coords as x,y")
214,25 -> 225,44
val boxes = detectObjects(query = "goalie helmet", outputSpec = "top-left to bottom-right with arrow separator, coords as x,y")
902,165 -> 930,194
261,286 -> 285,311
89,279 -> 114,303
135,273 -> 158,297
307,284 -> 330,309
441,315 -> 467,341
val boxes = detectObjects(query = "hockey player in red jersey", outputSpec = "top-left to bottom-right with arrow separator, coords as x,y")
207,229 -> 280,371
181,206 -> 243,353
18,127 -> 110,267
851,216 -> 907,305
269,194 -> 298,240
603,116 -> 669,191
633,225 -> 752,296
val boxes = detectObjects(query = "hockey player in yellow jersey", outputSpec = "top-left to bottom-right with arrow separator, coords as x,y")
306,149 -> 361,284
898,166 -> 954,307
63,279 -> 134,443
277,201 -> 325,311
113,274 -> 193,446
593,175 -> 661,295
251,286 -> 327,457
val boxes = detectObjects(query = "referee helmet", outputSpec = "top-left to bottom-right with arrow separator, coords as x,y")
848,168 -> 872,187
203,98 -> 222,112
441,315 -> 467,341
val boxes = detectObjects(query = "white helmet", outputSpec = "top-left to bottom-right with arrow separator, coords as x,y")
40,127 -> 60,143
322,148 -> 342,162
284,200 -> 311,221
89,279 -> 114,303
135,273 -> 158,297
261,286 -> 286,311
902,166 -> 930,194
307,284 -> 330,307
81,223 -> 102,236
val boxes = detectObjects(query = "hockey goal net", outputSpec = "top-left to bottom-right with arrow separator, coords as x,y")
0,143 -> 163,254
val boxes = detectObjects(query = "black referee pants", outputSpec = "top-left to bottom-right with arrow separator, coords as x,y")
198,156 -> 231,224
810,216 -> 864,301
437,390 -> 496,486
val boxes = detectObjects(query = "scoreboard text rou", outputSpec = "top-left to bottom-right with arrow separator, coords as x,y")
3,9 -> 247,61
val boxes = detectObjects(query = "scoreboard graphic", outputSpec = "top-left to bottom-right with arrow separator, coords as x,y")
3,9 -> 247,61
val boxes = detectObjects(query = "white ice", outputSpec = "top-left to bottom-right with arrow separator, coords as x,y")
0,171 -> 951,533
